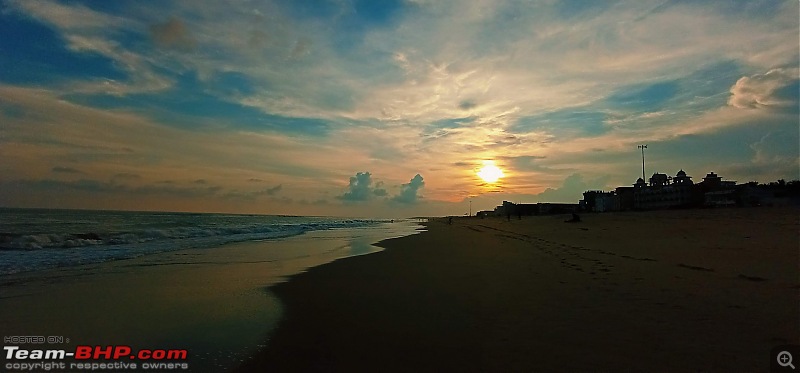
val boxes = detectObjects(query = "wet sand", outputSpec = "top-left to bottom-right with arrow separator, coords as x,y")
0,223 -> 420,372
239,207 -> 799,372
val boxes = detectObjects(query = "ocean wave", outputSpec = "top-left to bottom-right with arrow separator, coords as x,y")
0,220 -> 377,250
0,216 -> 383,275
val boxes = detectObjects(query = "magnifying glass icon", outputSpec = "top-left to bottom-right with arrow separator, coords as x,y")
778,351 -> 796,369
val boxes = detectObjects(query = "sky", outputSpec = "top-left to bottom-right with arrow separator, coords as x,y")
0,0 -> 798,217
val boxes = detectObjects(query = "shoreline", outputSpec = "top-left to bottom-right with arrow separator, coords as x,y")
0,221 -> 422,372
238,207 -> 799,371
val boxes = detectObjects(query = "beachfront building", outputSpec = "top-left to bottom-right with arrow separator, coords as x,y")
704,190 -> 737,207
582,190 -> 618,212
673,169 -> 693,185
494,201 -> 579,216
581,170 -> 797,211
476,210 -> 495,218
537,203 -> 580,214
581,171 -> 696,212
633,170 -> 701,210
699,171 -> 738,207
615,186 -> 635,210
649,172 -> 670,187
700,172 -> 736,191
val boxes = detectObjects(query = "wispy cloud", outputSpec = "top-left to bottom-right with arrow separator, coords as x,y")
265,184 -> 283,196
0,0 -> 797,216
51,166 -> 83,174
729,68 -> 800,109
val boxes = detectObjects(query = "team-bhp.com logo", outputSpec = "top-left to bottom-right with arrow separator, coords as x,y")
4,344 -> 189,371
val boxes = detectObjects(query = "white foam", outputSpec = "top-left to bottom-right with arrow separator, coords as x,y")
0,214 -> 385,275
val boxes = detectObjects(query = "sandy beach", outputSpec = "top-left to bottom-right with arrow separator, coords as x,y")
239,207 -> 799,372
0,222 -> 420,372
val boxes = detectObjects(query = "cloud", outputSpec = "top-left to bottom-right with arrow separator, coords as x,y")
510,109 -> 609,137
606,81 -> 679,112
112,172 -> 140,179
51,166 -> 83,174
111,173 -> 141,184
6,0 -> 172,96
393,174 -> 424,204
221,187 -> 279,201
150,17 -> 196,51
373,182 -> 388,197
206,183 -> 287,202
500,155 -> 549,172
1,1 -> 798,217
535,174 -> 608,203
458,100 -> 477,110
7,0 -> 130,30
337,172 -> 387,202
728,68 -> 800,109
723,129 -> 800,180
7,178 -> 221,197
12,178 -> 123,194
266,184 -> 283,196
289,37 -> 312,59
749,131 -> 799,176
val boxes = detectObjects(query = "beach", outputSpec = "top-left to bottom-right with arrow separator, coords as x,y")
0,219 -> 422,372
239,207 -> 799,371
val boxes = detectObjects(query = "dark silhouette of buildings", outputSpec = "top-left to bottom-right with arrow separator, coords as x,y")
475,171 -> 798,218
582,169 -> 799,212
489,200 -> 579,217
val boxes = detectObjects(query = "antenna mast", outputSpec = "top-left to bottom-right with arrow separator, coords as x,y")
638,145 -> 648,181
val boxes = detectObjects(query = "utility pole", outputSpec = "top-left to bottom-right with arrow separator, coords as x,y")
469,200 -> 472,216
638,144 -> 648,181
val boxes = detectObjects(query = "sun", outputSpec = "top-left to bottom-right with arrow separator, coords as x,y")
477,161 -> 504,183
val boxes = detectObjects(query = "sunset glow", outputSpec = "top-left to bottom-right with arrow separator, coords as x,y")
477,162 -> 505,184
0,1 -> 797,217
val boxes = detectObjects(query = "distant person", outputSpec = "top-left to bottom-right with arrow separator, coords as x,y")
448,217 -> 453,225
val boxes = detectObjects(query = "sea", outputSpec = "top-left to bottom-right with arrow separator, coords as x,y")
0,208 -> 415,275
0,208 -> 425,372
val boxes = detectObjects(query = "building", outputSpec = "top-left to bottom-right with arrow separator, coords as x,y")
673,169 -> 693,185
700,171 -> 736,191
704,190 -> 737,207
493,201 -> 579,216
614,186 -> 635,211
582,190 -> 618,212
476,210 -> 495,218
579,167 -> 795,212
582,170 -> 699,212
537,203 -> 579,214
632,170 -> 702,210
